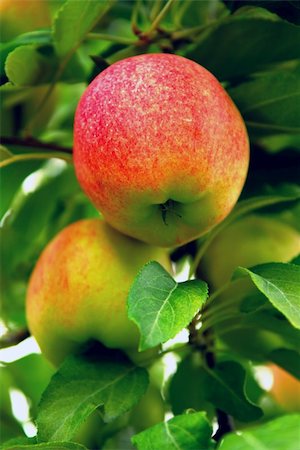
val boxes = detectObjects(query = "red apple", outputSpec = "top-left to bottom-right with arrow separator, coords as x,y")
74,54 -> 249,247
26,219 -> 170,366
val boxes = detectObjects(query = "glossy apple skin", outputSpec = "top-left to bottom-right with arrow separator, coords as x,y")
74,53 -> 249,247
270,364 -> 300,412
26,219 -> 169,366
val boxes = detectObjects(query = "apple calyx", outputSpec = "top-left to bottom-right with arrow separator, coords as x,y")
159,199 -> 182,225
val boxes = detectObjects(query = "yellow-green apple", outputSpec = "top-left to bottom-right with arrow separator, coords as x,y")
269,364 -> 300,412
0,0 -> 50,42
73,53 -> 249,247
26,219 -> 170,366
129,384 -> 165,431
199,215 -> 300,360
200,214 -> 300,290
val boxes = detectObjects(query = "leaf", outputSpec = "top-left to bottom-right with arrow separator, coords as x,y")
185,7 -> 300,80
258,133 -> 300,153
229,69 -> 300,138
127,261 -> 208,351
235,263 -> 300,329
7,353 -> 54,416
0,145 -> 13,162
201,361 -> 262,422
2,440 -> 87,450
218,414 -> 300,450
268,348 -> 300,379
132,412 -> 214,450
37,352 -> 148,442
53,0 -> 113,57
0,30 -> 52,78
5,46 -> 55,86
169,353 -> 213,416
4,45 -> 86,86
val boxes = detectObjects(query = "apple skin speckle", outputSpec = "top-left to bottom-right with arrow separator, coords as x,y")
26,219 -> 169,366
74,54 -> 249,247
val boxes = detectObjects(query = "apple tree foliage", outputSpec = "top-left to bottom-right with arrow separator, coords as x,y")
1,1 -> 300,449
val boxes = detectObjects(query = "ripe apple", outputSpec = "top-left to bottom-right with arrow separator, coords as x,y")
269,364 -> 300,412
26,219 -> 170,366
73,53 -> 249,247
200,214 -> 300,290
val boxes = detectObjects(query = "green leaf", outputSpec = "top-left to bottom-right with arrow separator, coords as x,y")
127,261 -> 208,351
268,349 -> 300,379
0,145 -> 13,162
5,46 -> 55,86
229,69 -> 300,138
169,353 -> 213,416
4,45 -> 86,86
7,353 -> 54,417
218,414 -> 300,450
0,369 -> 24,444
37,352 -> 148,442
0,30 -> 52,78
53,0 -> 113,57
201,361 -> 262,422
258,133 -> 300,153
235,263 -> 300,329
132,412 -> 214,450
169,357 -> 262,422
2,440 -> 87,450
185,7 -> 300,80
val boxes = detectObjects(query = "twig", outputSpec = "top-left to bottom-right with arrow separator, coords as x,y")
0,136 -> 73,154
0,329 -> 30,349
87,32 -> 137,46
146,0 -> 175,36
0,152 -> 73,168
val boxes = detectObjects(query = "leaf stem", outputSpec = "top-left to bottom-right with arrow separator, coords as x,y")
86,32 -> 137,46
146,0 -> 176,35
0,152 -> 72,168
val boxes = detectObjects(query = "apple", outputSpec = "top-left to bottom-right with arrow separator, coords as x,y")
73,53 -> 249,248
199,215 -> 300,360
26,219 -> 170,366
129,368 -> 165,431
269,364 -> 300,412
200,214 -> 300,290
0,0 -> 50,42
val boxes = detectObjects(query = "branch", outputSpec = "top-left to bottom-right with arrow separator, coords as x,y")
0,329 -> 30,349
0,136 -> 73,154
